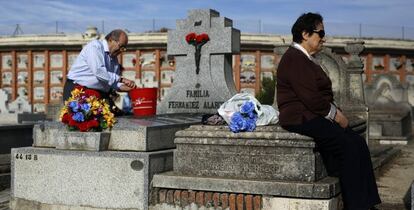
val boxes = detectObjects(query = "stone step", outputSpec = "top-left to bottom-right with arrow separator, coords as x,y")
152,171 -> 340,199
0,165 -> 9,174
0,174 -> 9,191
370,145 -> 401,174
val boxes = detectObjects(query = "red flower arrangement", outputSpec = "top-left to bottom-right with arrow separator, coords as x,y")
185,32 -> 209,45
185,32 -> 210,74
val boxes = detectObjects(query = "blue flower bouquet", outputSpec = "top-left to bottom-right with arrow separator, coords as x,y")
229,101 -> 258,133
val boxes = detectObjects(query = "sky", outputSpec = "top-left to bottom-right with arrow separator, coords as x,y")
0,0 -> 413,38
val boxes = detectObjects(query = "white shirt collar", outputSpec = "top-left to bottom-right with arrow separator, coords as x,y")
102,39 -> 110,53
292,42 -> 311,60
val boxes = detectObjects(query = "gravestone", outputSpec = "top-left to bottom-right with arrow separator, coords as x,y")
8,96 -> 31,113
0,90 -> 8,114
365,74 -> 412,144
12,114 -> 201,210
151,125 -> 340,210
11,147 -> 173,210
151,41 -> 370,210
365,74 -> 410,108
157,9 -> 240,114
173,125 -> 327,182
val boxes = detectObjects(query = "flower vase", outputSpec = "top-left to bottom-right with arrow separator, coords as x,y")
56,131 -> 110,151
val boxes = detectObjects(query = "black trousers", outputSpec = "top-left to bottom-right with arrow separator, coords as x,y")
283,117 -> 381,210
63,79 -> 76,102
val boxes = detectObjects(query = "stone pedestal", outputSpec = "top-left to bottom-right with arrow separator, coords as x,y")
369,109 -> 412,145
12,114 -> 202,210
151,125 -> 340,210
11,147 -> 173,210
174,125 -> 326,182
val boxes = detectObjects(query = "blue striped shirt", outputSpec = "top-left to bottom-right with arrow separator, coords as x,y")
67,39 -> 121,92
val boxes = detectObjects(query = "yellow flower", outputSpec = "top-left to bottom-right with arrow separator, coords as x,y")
93,103 -> 101,110
59,106 -> 68,120
70,88 -> 84,98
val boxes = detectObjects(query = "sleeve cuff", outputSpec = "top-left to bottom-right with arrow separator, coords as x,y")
325,103 -> 337,121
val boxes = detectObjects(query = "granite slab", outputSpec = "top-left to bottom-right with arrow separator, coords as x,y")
11,147 -> 173,210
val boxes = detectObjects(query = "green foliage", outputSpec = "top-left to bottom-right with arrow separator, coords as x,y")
256,76 -> 276,105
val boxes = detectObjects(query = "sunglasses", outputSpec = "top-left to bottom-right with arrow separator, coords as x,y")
114,40 -> 127,52
313,30 -> 325,39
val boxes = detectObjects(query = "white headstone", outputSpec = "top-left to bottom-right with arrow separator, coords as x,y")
0,89 -> 9,113
8,96 -> 31,113
158,9 -> 240,114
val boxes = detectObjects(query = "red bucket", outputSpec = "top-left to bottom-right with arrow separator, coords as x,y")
129,88 -> 158,116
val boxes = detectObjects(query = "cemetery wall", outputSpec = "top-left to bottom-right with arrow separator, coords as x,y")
0,31 -> 412,112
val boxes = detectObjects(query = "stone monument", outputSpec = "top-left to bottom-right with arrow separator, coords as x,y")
0,90 -> 8,114
151,126 -> 340,210
11,114 -> 203,210
8,96 -> 31,113
150,41 -> 372,210
158,9 -> 240,114
365,74 -> 412,144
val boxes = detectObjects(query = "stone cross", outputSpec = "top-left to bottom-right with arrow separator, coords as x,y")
8,96 -> 31,113
157,9 -> 240,114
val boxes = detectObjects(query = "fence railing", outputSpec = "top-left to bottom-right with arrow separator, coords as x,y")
0,19 -> 413,40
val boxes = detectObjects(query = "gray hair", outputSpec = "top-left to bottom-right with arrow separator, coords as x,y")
105,29 -> 127,41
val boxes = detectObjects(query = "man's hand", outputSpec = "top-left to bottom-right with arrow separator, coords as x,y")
334,109 -> 349,128
120,78 -> 137,89
118,84 -> 134,92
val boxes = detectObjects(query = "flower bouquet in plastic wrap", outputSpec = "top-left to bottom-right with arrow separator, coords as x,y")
218,93 -> 279,133
59,86 -> 116,132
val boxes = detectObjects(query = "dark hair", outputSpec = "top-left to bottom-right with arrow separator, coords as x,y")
105,29 -> 127,41
291,12 -> 323,43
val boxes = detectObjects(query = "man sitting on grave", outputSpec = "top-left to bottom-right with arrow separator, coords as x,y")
276,12 -> 381,210
63,29 -> 136,113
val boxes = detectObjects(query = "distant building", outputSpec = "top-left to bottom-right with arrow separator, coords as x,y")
0,27 -> 413,113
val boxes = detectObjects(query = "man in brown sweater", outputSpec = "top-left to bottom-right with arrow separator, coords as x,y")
277,12 -> 381,210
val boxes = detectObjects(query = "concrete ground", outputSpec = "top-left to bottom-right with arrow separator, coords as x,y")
0,188 -> 9,210
376,141 -> 414,210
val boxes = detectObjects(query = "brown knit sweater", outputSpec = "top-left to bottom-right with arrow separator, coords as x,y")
276,46 -> 334,126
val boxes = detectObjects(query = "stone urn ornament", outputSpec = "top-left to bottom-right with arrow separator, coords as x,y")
185,32 -> 210,74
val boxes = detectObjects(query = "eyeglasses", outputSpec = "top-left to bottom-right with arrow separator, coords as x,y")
114,40 -> 127,52
313,29 -> 325,39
